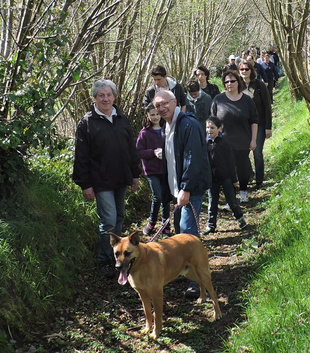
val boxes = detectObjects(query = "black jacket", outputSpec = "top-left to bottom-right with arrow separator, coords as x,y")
241,79 -> 272,129
72,104 -> 141,192
207,135 -> 238,183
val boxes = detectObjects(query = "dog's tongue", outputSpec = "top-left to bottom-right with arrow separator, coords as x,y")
118,269 -> 128,285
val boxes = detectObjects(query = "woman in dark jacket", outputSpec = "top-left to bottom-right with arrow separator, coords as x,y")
73,79 -> 141,279
239,60 -> 272,188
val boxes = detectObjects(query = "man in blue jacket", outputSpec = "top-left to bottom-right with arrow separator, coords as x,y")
153,90 -> 212,299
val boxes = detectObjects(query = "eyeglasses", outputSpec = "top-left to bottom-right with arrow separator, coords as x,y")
239,68 -> 250,71
224,79 -> 237,84
154,99 -> 174,109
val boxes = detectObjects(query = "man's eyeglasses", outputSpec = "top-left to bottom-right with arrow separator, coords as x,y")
154,99 -> 174,109
224,79 -> 237,84
239,68 -> 250,71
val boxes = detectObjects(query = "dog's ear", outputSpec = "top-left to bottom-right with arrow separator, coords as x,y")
109,232 -> 121,247
129,231 -> 140,246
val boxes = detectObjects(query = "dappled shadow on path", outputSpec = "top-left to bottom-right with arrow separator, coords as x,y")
14,183 -> 270,353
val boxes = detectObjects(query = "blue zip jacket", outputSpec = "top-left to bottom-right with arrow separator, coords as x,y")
162,111 -> 212,204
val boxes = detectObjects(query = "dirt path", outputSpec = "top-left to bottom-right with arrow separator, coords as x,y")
15,182 -> 270,353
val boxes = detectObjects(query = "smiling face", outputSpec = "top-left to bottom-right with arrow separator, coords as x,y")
94,87 -> 115,115
147,108 -> 161,126
239,64 -> 251,80
153,91 -> 177,124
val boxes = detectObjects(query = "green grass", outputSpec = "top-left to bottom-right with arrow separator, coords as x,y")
1,77 -> 310,352
224,78 -> 310,352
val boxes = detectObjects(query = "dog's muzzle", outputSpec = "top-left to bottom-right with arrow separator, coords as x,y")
116,258 -> 136,285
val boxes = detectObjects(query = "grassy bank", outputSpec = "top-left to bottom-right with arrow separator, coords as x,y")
224,79 -> 310,352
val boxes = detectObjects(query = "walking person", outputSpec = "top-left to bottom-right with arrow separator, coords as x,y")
153,90 -> 212,299
72,79 -> 141,279
211,70 -> 258,203
239,60 -> 272,188
261,53 -> 279,104
205,116 -> 247,234
136,103 -> 170,236
144,65 -> 186,111
185,80 -> 212,133
193,65 -> 220,99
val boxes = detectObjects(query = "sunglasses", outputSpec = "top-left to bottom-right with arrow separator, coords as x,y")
224,79 -> 237,84
240,68 -> 250,71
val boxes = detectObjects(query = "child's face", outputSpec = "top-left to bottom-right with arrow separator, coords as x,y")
206,121 -> 221,139
147,108 -> 161,124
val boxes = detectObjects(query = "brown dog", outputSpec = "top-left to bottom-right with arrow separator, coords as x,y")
110,231 -> 222,339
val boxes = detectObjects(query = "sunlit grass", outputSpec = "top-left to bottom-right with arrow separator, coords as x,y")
224,78 -> 310,352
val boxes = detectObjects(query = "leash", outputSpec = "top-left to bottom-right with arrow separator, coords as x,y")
149,201 -> 200,242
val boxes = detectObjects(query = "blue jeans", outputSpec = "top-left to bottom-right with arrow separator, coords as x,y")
253,124 -> 266,185
147,175 -> 170,225
172,194 -> 203,238
208,179 -> 243,230
96,187 -> 127,264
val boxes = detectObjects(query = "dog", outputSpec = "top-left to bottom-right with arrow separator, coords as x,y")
110,231 -> 222,339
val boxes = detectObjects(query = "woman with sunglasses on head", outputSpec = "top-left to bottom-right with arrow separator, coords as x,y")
239,60 -> 272,189
211,70 -> 258,203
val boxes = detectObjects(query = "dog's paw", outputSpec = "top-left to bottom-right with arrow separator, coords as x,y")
215,310 -> 222,320
149,330 -> 159,340
140,327 -> 151,335
196,297 -> 206,304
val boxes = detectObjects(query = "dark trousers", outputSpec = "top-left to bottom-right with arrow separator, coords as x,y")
233,149 -> 252,191
208,179 -> 243,230
253,124 -> 266,185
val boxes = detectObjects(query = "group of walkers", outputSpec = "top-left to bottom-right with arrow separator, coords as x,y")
72,44 -> 278,298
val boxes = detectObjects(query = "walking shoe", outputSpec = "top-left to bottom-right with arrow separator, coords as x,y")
162,227 -> 170,236
237,216 -> 247,229
185,285 -> 200,299
143,221 -> 155,235
203,226 -> 216,235
98,262 -> 115,279
223,203 -> 231,211
240,190 -> 248,203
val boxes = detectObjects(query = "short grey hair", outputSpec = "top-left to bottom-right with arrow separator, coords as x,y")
92,79 -> 117,98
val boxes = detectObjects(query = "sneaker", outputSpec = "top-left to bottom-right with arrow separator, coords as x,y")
237,216 -> 247,229
185,285 -> 200,299
162,227 -> 170,236
223,203 -> 231,211
143,221 -> 155,235
98,262 -> 115,279
203,226 -> 216,235
240,190 -> 248,203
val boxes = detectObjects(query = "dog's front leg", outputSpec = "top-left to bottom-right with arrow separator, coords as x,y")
150,291 -> 163,339
137,290 -> 153,335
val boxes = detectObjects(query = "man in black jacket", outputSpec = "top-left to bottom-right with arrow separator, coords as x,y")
73,79 -> 141,279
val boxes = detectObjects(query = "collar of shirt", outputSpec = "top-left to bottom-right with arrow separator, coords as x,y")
94,105 -> 117,123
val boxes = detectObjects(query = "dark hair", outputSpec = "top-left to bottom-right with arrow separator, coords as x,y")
145,102 -> 155,113
194,65 -> 210,80
142,103 -> 164,129
207,116 -> 222,128
222,70 -> 243,93
150,65 -> 166,77
238,60 -> 256,81
186,80 -> 200,93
